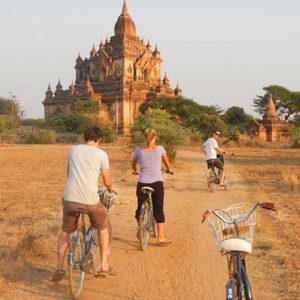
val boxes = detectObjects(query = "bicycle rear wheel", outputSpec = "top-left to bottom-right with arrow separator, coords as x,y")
138,202 -> 150,250
69,230 -> 85,300
207,169 -> 217,192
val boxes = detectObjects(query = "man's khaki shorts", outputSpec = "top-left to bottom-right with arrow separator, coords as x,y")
62,200 -> 107,233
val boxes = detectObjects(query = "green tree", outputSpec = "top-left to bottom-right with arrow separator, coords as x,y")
253,85 -> 300,121
0,96 -> 24,132
222,106 -> 252,133
50,99 -> 116,142
139,96 -> 227,139
131,109 -> 189,161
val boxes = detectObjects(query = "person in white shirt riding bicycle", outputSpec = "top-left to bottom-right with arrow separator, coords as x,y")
51,126 -> 115,282
202,130 -> 226,186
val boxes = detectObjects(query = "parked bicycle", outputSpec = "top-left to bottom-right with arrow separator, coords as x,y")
202,201 -> 276,300
207,153 -> 227,192
68,189 -> 117,300
137,186 -> 158,251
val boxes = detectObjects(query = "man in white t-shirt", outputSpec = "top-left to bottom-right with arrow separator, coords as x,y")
52,126 -> 115,282
202,130 -> 226,185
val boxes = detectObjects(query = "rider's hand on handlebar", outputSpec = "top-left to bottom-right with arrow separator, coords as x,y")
166,169 -> 174,175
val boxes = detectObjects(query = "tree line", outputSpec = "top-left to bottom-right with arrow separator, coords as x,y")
0,84 -> 299,151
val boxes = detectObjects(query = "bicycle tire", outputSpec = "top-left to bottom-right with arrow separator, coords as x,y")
227,255 -> 243,300
69,230 -> 85,300
241,264 -> 253,300
207,169 -> 217,192
138,202 -> 150,250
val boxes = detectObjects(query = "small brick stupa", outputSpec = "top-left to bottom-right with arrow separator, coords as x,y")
247,93 -> 288,142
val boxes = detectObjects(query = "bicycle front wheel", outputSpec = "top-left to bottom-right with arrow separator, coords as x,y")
241,263 -> 253,300
138,202 -> 150,250
69,230 -> 85,300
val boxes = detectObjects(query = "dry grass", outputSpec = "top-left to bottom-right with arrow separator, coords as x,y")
229,147 -> 300,299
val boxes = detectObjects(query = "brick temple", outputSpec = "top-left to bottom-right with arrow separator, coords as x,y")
247,93 -> 288,142
43,1 -> 182,135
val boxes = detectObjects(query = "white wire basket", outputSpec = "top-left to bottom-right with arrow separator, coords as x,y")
97,188 -> 118,213
207,203 -> 256,247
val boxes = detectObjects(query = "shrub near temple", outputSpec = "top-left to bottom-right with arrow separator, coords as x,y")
131,109 -> 189,161
50,99 -> 116,142
139,96 -> 227,139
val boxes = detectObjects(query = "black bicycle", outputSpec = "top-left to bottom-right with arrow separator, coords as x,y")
202,201 -> 276,300
137,186 -> 158,251
207,154 -> 226,192
67,189 -> 117,300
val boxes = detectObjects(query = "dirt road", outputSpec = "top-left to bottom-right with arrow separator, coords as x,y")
0,146 -> 271,300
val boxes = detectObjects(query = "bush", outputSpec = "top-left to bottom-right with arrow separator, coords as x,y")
21,118 -> 45,128
139,96 -> 227,139
288,116 -> 300,148
56,133 -> 80,144
0,96 -> 24,132
131,109 -> 190,161
222,106 -> 252,133
21,129 -> 57,144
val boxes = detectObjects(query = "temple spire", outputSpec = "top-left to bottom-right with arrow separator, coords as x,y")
69,80 -> 76,95
174,81 -> 182,96
56,78 -> 62,90
90,44 -> 97,57
46,83 -> 53,98
122,0 -> 128,15
264,93 -> 278,120
146,40 -> 151,49
163,73 -> 170,85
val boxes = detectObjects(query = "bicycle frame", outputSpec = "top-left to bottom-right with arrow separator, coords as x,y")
68,214 -> 95,266
140,193 -> 154,228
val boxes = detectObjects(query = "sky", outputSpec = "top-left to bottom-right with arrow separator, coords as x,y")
0,0 -> 299,118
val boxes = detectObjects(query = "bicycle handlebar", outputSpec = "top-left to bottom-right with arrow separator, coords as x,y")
201,201 -> 276,224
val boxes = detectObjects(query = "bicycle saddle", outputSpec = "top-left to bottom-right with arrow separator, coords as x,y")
141,187 -> 154,193
218,237 -> 252,254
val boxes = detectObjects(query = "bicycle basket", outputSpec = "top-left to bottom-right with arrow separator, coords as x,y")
207,203 -> 256,249
97,188 -> 117,213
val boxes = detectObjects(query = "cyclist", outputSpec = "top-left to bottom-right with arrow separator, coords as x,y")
131,128 -> 173,245
202,130 -> 226,186
51,126 -> 115,282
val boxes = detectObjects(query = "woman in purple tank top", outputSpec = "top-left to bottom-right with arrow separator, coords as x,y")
131,128 -> 174,245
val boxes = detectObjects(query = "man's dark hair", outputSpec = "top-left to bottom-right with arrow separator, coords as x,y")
84,126 -> 103,142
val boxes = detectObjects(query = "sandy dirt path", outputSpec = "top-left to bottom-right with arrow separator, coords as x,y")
1,147 -> 257,300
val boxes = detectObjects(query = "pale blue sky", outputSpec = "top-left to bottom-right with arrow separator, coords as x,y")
0,0 -> 299,118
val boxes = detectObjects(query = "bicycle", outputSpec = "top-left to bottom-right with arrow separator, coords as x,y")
68,189 -> 117,300
137,186 -> 158,251
207,153 -> 226,192
202,201 -> 276,300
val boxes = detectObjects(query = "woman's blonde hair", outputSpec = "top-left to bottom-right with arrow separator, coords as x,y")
144,128 -> 157,146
